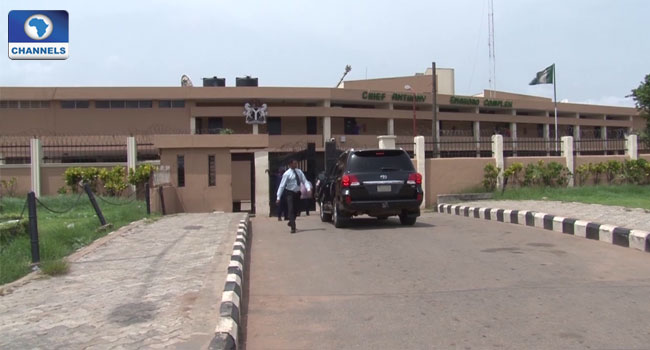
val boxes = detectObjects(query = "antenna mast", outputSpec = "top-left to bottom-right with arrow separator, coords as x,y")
488,0 -> 496,97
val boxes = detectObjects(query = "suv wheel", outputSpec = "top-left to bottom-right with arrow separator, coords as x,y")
319,199 -> 332,222
333,201 -> 349,228
399,214 -> 416,226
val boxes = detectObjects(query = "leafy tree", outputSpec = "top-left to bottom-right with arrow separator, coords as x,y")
629,74 -> 650,141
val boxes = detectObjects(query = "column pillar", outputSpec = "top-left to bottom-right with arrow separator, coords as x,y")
323,100 -> 332,144
473,121 -> 481,158
543,123 -> 550,156
387,118 -> 395,135
561,136 -> 574,187
254,151 -> 270,217
626,134 -> 638,160
127,137 -> 137,192
601,126 -> 608,154
190,117 -> 196,135
378,135 -> 396,149
573,123 -> 581,156
30,138 -> 42,197
510,122 -> 517,156
492,134 -> 504,190
252,124 -> 259,135
414,136 -> 426,209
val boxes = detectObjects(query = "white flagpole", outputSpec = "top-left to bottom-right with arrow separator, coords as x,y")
553,64 -> 558,152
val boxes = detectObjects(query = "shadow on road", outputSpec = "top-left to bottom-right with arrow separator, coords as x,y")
341,217 -> 435,231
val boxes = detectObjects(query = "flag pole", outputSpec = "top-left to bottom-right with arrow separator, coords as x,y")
553,63 -> 558,152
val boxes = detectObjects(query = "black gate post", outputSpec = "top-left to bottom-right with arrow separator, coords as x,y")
158,186 -> 166,215
144,183 -> 151,215
83,183 -> 107,226
27,192 -> 40,264
324,140 -> 338,175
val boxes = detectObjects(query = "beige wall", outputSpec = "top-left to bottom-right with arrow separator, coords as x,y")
160,148 -> 232,213
425,158 -> 494,205
504,156 -> 565,168
231,160 -> 251,201
574,155 -> 628,168
0,166 -> 31,196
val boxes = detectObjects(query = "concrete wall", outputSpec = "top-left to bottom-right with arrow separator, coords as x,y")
231,160 -> 251,201
574,155 -> 628,168
160,148 -> 232,213
504,156 -> 564,168
425,157 -> 493,205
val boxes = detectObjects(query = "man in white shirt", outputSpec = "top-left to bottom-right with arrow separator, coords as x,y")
276,159 -> 311,233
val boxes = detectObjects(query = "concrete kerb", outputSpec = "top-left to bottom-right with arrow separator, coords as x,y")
209,215 -> 251,350
437,203 -> 650,253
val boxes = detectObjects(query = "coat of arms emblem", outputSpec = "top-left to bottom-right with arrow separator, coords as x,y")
243,101 -> 268,124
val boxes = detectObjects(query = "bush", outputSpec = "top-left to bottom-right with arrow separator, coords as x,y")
128,163 -> 156,187
604,160 -> 622,184
40,259 -> 69,276
575,164 -> 590,186
522,161 -> 570,187
622,159 -> 650,185
99,166 -> 128,196
503,162 -> 524,186
0,177 -> 18,198
0,215 -> 28,244
483,164 -> 500,191
219,128 -> 235,134
590,162 -> 606,185
64,167 -> 101,193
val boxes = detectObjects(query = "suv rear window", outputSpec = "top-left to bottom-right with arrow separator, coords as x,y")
347,150 -> 414,172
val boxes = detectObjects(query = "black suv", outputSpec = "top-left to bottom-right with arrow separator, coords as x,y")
315,149 -> 423,227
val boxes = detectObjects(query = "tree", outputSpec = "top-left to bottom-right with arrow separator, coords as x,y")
629,74 -> 650,141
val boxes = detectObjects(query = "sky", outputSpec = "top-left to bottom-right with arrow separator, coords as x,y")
0,0 -> 648,107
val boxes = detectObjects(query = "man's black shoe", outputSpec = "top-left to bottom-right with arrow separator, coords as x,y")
291,228 -> 296,233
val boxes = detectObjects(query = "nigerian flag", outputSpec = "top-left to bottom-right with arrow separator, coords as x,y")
529,64 -> 555,85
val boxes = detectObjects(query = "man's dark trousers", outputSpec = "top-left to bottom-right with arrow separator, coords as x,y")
285,190 -> 300,230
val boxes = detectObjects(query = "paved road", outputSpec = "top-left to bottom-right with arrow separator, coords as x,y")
245,212 -> 650,350
0,213 -> 245,350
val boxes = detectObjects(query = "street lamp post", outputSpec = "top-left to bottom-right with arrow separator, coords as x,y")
405,85 -> 417,138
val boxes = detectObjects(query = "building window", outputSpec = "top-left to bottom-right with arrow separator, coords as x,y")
95,101 -> 110,108
61,100 -> 89,109
306,117 -> 317,135
177,155 -> 185,187
125,100 -> 153,108
208,155 -> 216,186
268,117 -> 281,135
159,100 -> 185,108
344,118 -> 359,135
110,100 -> 126,109
0,100 -> 50,108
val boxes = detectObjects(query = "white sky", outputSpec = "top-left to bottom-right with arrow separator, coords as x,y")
1,0 -> 648,107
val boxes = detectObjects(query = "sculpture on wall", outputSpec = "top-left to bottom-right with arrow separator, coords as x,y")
243,102 -> 268,124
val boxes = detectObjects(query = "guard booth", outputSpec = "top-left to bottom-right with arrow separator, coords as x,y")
150,134 -> 268,214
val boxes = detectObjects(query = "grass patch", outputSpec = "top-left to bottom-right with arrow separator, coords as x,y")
40,259 -> 69,276
495,184 -> 650,210
0,194 -> 157,285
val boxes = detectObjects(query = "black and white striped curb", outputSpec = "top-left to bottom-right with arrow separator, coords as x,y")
437,203 -> 650,253
209,216 -> 250,350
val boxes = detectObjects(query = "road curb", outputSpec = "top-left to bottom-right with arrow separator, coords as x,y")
437,203 -> 650,253
209,215 -> 250,350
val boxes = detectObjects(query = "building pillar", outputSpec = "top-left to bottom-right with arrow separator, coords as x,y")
492,134 -> 504,190
387,118 -> 395,135
601,126 -> 608,154
0,152 -> 4,165
254,151 -> 270,217
30,138 -> 42,197
378,135 -> 396,149
510,122 -> 517,156
573,124 -> 581,155
473,121 -> 481,158
127,136 -> 137,192
252,124 -> 259,135
626,134 -> 638,160
561,136 -> 574,187
543,123 -> 551,156
190,117 -> 196,135
323,117 -> 332,144
414,136 -> 426,209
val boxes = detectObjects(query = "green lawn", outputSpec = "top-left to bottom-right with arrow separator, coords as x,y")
494,184 -> 650,210
0,194 -> 156,285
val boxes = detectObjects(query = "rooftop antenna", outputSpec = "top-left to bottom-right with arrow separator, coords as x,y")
336,65 -> 352,88
487,0 -> 496,98
181,74 -> 193,87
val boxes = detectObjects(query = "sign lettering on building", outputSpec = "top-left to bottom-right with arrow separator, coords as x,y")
450,95 -> 513,108
362,91 -> 426,102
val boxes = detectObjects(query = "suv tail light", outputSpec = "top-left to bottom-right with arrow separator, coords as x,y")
407,173 -> 422,185
342,174 -> 360,187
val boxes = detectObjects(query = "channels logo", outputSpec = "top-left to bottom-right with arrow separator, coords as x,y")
8,10 -> 69,60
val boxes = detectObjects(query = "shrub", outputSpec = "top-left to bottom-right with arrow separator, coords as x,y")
575,164 -> 590,186
622,159 -> 650,185
128,163 -> 156,187
604,160 -> 622,184
99,166 -> 128,196
0,177 -> 18,197
57,186 -> 67,195
522,161 -> 570,187
590,162 -> 606,185
483,164 -> 500,191
503,162 -> 524,186
219,128 -> 235,135
64,167 -> 101,193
